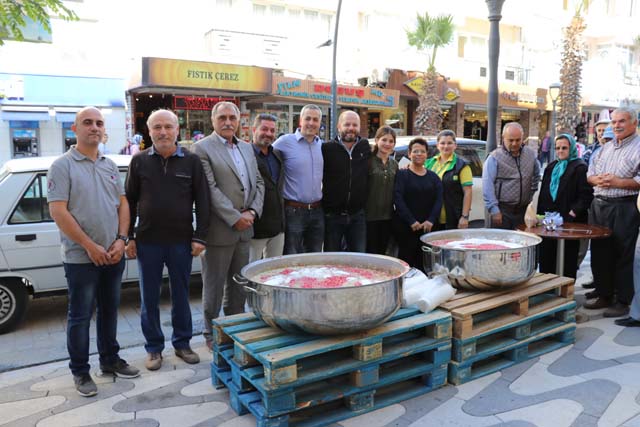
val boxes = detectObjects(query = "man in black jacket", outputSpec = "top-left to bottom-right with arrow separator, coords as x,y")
322,110 -> 370,252
250,113 -> 284,261
125,109 -> 209,370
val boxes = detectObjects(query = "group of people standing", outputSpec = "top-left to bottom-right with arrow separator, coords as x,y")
46,101 -> 640,398
482,108 -> 640,328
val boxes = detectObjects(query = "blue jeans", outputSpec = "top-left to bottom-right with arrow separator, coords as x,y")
137,242 -> 193,353
64,259 -> 125,376
324,209 -> 367,252
283,206 -> 324,254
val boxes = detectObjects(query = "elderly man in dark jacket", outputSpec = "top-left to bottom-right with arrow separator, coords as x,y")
322,110 -> 370,252
249,113 -> 284,261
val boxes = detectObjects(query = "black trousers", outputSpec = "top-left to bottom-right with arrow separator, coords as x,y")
589,197 -> 640,304
539,238 -> 579,279
366,220 -> 392,255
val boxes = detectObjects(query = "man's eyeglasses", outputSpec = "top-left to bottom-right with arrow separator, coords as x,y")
555,146 -> 569,151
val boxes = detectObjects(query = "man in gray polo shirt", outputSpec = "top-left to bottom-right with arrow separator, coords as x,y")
48,107 -> 140,397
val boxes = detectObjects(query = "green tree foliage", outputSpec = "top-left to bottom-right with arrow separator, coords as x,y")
0,0 -> 77,45
406,13 -> 454,135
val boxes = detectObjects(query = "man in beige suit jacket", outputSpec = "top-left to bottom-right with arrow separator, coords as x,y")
192,102 -> 264,349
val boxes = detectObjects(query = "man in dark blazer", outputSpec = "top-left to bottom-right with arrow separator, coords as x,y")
192,102 -> 264,351
249,113 -> 284,261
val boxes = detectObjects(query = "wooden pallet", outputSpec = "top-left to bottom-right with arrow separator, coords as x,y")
218,340 -> 451,416
210,308 -> 452,419
448,322 -> 576,385
212,308 -> 451,388
439,273 -> 574,339
218,362 -> 448,427
451,301 -> 576,363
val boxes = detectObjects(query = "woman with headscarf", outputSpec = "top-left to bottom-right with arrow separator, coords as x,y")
537,133 -> 593,278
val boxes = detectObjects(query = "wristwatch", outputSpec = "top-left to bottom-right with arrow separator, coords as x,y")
461,214 -> 470,220
116,234 -> 129,244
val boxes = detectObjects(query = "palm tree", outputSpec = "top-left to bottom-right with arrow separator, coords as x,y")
557,2 -> 588,134
406,12 -> 454,135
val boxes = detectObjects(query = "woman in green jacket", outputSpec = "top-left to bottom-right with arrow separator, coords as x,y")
365,126 -> 398,254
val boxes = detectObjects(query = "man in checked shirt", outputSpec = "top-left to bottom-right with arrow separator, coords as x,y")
583,107 -> 640,319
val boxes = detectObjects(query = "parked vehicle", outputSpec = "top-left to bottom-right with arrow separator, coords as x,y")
0,155 -> 201,334
392,136 -> 488,227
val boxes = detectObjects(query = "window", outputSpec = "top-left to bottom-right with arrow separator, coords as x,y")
216,0 -> 232,7
456,145 -> 486,177
505,70 -> 515,80
304,10 -> 318,21
9,175 -> 52,224
480,67 -> 487,77
253,4 -> 266,15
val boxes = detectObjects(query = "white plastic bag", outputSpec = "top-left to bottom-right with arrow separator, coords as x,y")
402,270 -> 456,313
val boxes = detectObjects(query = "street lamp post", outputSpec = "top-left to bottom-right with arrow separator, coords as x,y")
548,82 -> 561,162
486,0 -> 505,153
330,0 -> 343,141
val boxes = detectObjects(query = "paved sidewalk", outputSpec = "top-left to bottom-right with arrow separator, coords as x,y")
0,279 -> 205,372
2,257 -> 640,426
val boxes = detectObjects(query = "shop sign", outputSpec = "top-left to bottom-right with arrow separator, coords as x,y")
173,96 -> 237,111
273,76 -> 399,109
501,91 -> 545,104
0,75 -> 25,102
444,88 -> 460,102
144,58 -> 272,93
404,76 -> 424,95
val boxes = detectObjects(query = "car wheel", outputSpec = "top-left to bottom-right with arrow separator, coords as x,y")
0,279 -> 29,334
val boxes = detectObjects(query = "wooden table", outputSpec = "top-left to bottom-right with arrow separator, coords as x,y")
517,222 -> 612,276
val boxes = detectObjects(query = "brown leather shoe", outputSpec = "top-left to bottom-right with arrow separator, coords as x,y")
603,302 -> 629,318
175,347 -> 200,364
145,352 -> 163,371
583,297 -> 611,310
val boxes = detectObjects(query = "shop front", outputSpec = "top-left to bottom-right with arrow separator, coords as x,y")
128,57 -> 272,144
247,75 -> 400,140
0,73 -> 125,166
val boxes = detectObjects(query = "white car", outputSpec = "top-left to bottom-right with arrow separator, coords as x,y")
392,136 -> 488,227
0,155 -> 201,334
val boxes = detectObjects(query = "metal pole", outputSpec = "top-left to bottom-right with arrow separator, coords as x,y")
330,0 -> 343,141
486,0 -> 505,153
549,99 -> 558,162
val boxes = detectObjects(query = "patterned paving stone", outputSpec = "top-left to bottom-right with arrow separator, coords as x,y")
337,404 -> 405,427
495,399 -> 583,427
181,378 -> 226,397
409,396 -> 503,426
135,401 -> 228,426
398,383 -> 458,421
37,395 -> 132,427
81,421 -> 159,427
466,375 -> 619,418
614,327 -> 640,347
596,385 -> 640,427
0,395 -> 66,426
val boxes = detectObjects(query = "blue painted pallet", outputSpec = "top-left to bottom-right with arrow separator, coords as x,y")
216,361 -> 449,427
452,301 -> 576,362
448,322 -> 576,385
227,308 -> 451,387
221,341 -> 451,416
440,273 -> 574,339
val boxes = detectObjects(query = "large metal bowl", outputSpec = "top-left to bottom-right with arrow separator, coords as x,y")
420,228 -> 541,290
234,252 -> 410,335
